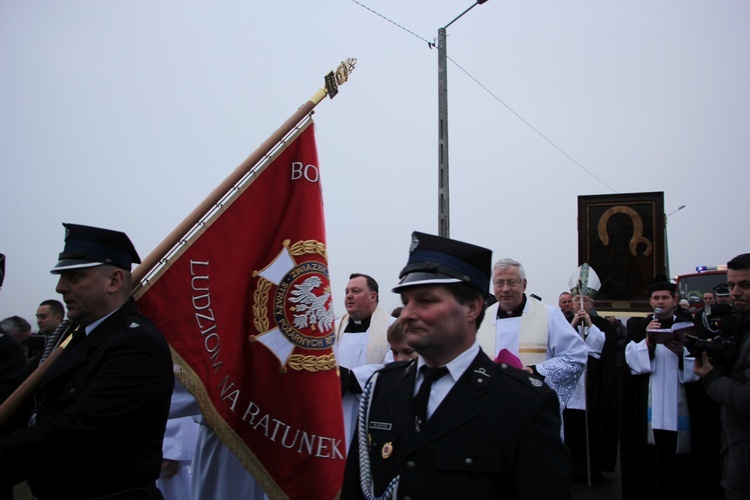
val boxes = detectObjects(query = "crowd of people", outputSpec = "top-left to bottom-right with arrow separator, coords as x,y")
1,223 -> 748,499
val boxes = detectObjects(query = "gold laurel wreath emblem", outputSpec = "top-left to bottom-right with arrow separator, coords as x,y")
251,239 -> 335,372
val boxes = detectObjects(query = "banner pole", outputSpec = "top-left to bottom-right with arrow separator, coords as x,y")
0,59 -> 356,428
132,59 -> 356,287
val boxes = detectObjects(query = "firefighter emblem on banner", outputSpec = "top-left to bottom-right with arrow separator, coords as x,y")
249,239 -> 337,372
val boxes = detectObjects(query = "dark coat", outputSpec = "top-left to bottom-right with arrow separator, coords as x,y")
0,330 -> 27,500
564,314 -> 620,478
0,330 -> 27,437
341,350 -> 571,499
701,316 -> 750,497
0,298 -> 174,499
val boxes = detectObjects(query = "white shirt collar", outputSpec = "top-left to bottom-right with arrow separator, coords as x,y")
416,341 -> 480,383
83,308 -> 118,335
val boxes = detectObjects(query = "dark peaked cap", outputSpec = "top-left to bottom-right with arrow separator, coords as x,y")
646,275 -> 676,294
392,231 -> 491,295
713,283 -> 730,296
50,223 -> 141,273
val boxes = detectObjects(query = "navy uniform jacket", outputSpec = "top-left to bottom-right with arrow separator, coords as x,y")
0,330 -> 29,440
341,350 -> 571,499
0,298 -> 174,499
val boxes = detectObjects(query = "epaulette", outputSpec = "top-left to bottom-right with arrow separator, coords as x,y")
362,359 -> 415,388
377,358 -> 414,374
125,314 -> 156,333
374,358 -> 417,383
493,362 -> 547,392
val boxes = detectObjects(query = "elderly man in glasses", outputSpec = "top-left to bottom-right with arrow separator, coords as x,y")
476,258 -> 587,421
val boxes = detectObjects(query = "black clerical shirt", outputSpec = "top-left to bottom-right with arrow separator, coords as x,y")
344,315 -> 372,333
497,294 -> 528,319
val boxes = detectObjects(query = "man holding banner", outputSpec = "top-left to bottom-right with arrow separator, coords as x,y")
0,223 -> 174,499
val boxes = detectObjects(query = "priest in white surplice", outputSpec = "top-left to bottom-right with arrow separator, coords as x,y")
476,258 -> 587,412
622,277 -> 702,498
334,273 -> 394,449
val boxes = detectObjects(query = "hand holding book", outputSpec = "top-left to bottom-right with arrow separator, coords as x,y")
647,322 -> 696,347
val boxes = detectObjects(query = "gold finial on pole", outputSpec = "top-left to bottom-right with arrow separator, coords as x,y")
323,58 -> 357,100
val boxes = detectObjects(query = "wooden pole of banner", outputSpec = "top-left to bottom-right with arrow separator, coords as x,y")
0,328 -> 76,427
132,99 -> 316,285
0,59 -> 356,428
133,58 -> 356,286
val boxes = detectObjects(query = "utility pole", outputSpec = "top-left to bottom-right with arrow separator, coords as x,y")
437,0 -> 489,237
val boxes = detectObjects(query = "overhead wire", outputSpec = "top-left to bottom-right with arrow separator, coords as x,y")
350,0 -> 434,47
349,0 -> 619,194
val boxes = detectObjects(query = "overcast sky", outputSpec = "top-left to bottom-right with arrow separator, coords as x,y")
2,0 -> 748,323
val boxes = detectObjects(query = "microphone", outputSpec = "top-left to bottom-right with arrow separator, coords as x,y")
653,307 -> 663,319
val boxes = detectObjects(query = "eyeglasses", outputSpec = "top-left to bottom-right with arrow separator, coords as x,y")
493,279 -> 523,288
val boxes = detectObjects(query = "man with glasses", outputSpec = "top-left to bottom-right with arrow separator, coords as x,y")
476,258 -> 587,416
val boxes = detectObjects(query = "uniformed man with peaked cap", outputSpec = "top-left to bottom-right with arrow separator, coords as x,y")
0,223 -> 174,499
341,231 -> 571,499
714,283 -> 733,305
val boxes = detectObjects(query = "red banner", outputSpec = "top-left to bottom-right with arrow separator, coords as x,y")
136,121 -> 345,499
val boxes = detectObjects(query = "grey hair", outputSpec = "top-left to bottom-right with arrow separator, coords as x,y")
493,258 -> 526,281
0,316 -> 32,336
98,264 -> 133,296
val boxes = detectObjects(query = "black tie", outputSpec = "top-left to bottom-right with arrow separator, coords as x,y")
413,365 -> 449,432
68,326 -> 86,348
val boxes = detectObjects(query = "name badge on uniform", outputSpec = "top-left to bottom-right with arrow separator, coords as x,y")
369,421 -> 392,431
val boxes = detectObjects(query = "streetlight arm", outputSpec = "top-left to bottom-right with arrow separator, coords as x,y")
443,2 -> 481,30
664,205 -> 685,278
667,205 -> 686,218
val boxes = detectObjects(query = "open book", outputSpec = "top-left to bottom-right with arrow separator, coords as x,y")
647,321 -> 696,344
